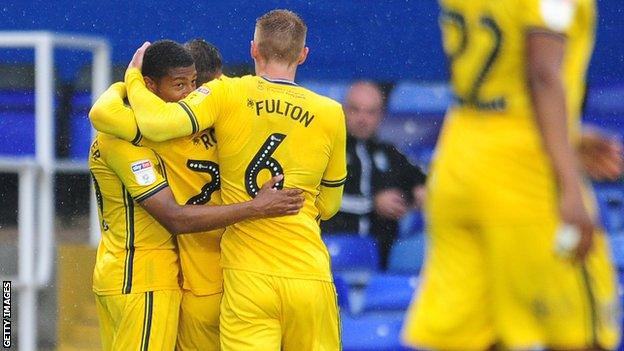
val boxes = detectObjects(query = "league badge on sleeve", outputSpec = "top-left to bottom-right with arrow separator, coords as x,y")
131,160 -> 157,186
187,86 -> 211,105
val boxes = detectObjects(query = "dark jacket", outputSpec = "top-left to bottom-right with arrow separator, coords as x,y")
321,135 -> 426,240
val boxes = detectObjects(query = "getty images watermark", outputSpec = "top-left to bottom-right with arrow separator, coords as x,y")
2,281 -> 10,348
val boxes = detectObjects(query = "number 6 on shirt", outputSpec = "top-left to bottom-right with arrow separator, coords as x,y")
245,133 -> 287,197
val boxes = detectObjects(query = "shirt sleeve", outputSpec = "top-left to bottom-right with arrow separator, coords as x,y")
89,82 -> 141,143
125,68 -> 226,142
320,108 -> 348,187
104,138 -> 168,202
520,0 -> 579,35
316,107 -> 348,220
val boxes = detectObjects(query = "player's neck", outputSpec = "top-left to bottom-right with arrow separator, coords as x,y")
255,61 -> 297,83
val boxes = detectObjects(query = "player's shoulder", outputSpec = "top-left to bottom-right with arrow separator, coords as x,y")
299,85 -> 343,110
217,74 -> 250,86
297,87 -> 344,126
94,132 -> 155,160
517,0 -> 590,30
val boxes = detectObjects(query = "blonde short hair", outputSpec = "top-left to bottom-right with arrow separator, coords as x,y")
255,9 -> 307,65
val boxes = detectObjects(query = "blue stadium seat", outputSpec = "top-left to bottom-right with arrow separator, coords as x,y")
594,184 -> 624,235
71,91 -> 93,113
377,115 -> 442,152
388,235 -> 427,275
333,274 -> 350,310
0,112 -> 35,156
585,85 -> 624,116
0,90 -> 35,112
70,114 -> 93,159
398,210 -> 424,239
323,234 -> 379,285
341,313 -> 411,351
388,82 -> 451,115
69,91 -> 94,159
362,274 -> 419,313
404,145 -> 435,170
609,234 -> 624,271
300,81 -> 350,103
324,234 -> 379,271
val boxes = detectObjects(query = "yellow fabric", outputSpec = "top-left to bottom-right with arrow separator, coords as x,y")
126,72 -> 347,282
90,83 -> 225,346
90,84 -> 224,296
89,82 -> 139,142
142,132 -> 225,296
431,0 -> 596,223
403,0 -> 620,349
402,220 -> 621,350
220,269 -> 340,351
95,290 -> 181,351
176,290 -> 221,351
89,133 -> 179,295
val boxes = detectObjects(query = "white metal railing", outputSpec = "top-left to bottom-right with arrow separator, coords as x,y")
0,31 -> 110,351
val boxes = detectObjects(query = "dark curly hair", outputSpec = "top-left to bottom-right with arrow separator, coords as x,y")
185,38 -> 223,85
142,40 -> 194,81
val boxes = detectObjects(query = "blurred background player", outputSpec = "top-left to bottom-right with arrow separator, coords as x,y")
122,9 -> 347,350
90,39 -> 304,351
321,80 -> 426,268
185,38 -> 223,85
402,0 -> 622,350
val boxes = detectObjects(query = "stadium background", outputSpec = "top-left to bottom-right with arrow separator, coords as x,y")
0,0 -> 623,349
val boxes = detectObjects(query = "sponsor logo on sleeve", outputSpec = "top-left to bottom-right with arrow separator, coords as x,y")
131,160 -> 157,186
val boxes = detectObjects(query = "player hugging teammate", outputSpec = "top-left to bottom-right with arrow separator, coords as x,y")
90,9 -> 346,351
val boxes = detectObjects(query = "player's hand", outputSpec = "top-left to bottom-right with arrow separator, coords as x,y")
374,188 -> 409,220
128,42 -> 151,71
559,187 -> 594,261
577,129 -> 623,181
251,175 -> 304,218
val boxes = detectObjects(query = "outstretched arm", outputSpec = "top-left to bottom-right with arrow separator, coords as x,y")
89,82 -> 140,142
141,175 -> 304,235
124,42 -> 219,141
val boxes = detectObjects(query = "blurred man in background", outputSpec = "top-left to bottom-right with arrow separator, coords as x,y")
321,80 -> 426,268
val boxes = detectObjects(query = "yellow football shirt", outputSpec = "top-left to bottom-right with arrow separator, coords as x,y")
142,133 -> 224,296
125,73 -> 347,282
430,0 -> 595,222
89,132 -> 179,295
90,83 -> 224,296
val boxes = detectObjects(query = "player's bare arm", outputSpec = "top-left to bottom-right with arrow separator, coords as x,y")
527,31 -> 594,260
140,174 -> 304,235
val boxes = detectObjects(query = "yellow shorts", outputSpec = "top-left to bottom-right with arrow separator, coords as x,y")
402,218 -> 621,351
176,290 -> 221,351
220,269 -> 340,351
95,289 -> 181,351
